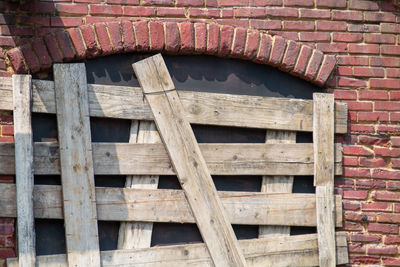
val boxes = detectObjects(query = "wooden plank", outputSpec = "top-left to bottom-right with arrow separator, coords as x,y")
7,232 -> 349,267
259,130 -> 296,238
53,64 -> 101,267
133,54 -> 247,267
0,77 -> 348,133
117,120 -> 161,249
13,74 -> 36,266
313,93 -> 336,267
0,183 -> 343,226
0,142 -> 343,176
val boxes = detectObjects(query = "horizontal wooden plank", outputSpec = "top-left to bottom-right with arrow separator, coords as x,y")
0,142 -> 342,176
7,232 -> 349,267
0,77 -> 347,133
0,184 -> 343,226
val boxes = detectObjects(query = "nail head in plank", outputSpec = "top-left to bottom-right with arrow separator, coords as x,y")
0,183 -> 343,227
133,54 -> 247,267
13,74 -> 36,267
53,63 -> 101,267
313,93 -> 336,267
7,232 -> 349,267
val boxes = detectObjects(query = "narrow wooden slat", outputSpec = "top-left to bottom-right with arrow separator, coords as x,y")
133,54 -> 247,267
117,120 -> 161,249
0,183 -> 343,226
13,75 -> 36,266
313,93 -> 336,267
7,232 -> 349,267
0,77 -> 348,133
259,130 -> 296,238
0,142 -> 343,176
53,64 -> 101,267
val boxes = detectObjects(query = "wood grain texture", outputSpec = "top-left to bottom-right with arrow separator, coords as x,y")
7,232 -> 349,267
133,54 -> 247,267
259,130 -> 296,238
313,93 -> 336,267
0,142 -> 343,176
118,120 -> 161,249
13,74 -> 36,267
0,77 -> 348,133
0,183 -> 343,226
53,64 -> 100,267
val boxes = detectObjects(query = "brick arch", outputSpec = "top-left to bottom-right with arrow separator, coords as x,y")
7,20 -> 336,87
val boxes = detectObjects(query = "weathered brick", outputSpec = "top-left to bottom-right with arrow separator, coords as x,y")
381,45 -> 400,55
377,213 -> 400,224
180,22 -> 194,54
292,45 -> 312,76
349,0 -> 379,10
20,43 -> 40,73
283,21 -> 314,31
353,67 -> 384,77
66,28 -> 86,59
364,12 -> 396,22
299,8 -> 330,19
359,90 -> 388,100
333,89 -> 357,100
359,157 -> 388,166
268,35 -> 286,67
243,29 -> 259,59
94,23 -> 113,55
299,32 -> 330,42
90,4 -> 122,15
265,7 -> 298,18
316,21 -> 347,31
55,30 -> 75,61
368,245 -> 398,256
316,0 -> 346,8
123,6 -> 156,16
165,22 -> 180,53
371,78 -> 400,89
157,7 -> 186,17
348,44 -> 379,54
194,23 -> 206,53
351,233 -> 382,242
315,55 -> 336,85
343,167 -> 371,178
190,8 -> 220,18
365,34 -> 396,44
250,20 -> 281,30
385,235 -> 400,244
51,17 -> 82,27
134,21 -> 149,51
254,33 -> 272,63
333,10 -> 363,21
338,77 -> 367,88
56,3 -> 88,15
343,190 -> 368,199
7,48 -> 27,73
108,21 -> 123,53
149,21 -> 164,52
373,169 -> 400,180
80,24 -> 100,58
362,202 -> 392,212
206,23 -> 219,55
368,223 -> 398,234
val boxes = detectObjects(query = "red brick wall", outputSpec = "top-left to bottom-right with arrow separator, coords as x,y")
1,0 -> 400,266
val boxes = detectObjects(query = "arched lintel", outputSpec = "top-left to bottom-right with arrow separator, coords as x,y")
7,19 -> 336,87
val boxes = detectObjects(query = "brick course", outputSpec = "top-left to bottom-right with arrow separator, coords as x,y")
2,0 -> 400,266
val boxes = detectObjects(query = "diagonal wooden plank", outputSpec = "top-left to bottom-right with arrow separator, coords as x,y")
7,232 -> 349,267
117,120 -> 161,249
0,77 -> 349,133
313,93 -> 336,267
133,54 -> 247,267
53,63 -> 101,267
0,183 -> 344,226
259,130 -> 296,238
13,74 -> 36,266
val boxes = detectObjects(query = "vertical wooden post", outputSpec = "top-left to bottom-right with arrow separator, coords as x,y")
313,93 -> 336,267
117,120 -> 161,249
133,54 -> 247,267
13,75 -> 36,267
53,64 -> 101,267
259,130 -> 296,237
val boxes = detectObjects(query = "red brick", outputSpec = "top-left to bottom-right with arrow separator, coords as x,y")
375,191 -> 400,201
176,0 -> 204,6
348,243 -> 366,253
243,29 -> 259,59
165,22 -> 180,53
56,3 -> 88,15
292,45 -> 312,76
123,6 -> 156,16
359,90 -> 388,100
353,67 -> 384,77
206,23 -> 219,55
338,56 -> 368,66
365,12 -> 396,22
157,7 -> 185,17
371,78 -> 400,89
315,55 -> 336,85
387,68 -> 400,78
368,245 -> 398,256
250,20 -> 281,30
350,256 -> 380,265
348,44 -> 379,54
343,200 -> 360,210
90,4 -> 122,15
134,21 -> 149,51
231,27 -> 246,57
120,21 -> 135,53
392,136 -> 400,147
335,177 -> 355,187
147,22 -> 163,53
106,0 -> 139,3
338,77 -> 367,88
268,35 -> 286,67
279,40 -> 300,71
343,167 -> 371,178
0,248 -> 15,258
299,8 -> 330,19
94,23 -> 113,55
299,32 -> 330,42
1,125 -> 13,136
383,257 -> 400,266
108,21 -> 123,53
333,10 -> 363,21
385,235 -> 400,244
365,34 -> 396,44
84,17 -> 116,24
190,8 -> 220,18
55,30 -> 75,61
21,44 -> 40,73
378,125 -> 400,134
359,136 -> 389,146
316,0 -> 346,8
80,25 -> 100,58
391,91 -> 400,100
180,22 -> 194,54
333,89 -> 356,100
370,57 -> 400,67
351,233 -> 381,242
362,202 -> 392,212
378,213 -> 400,224
349,0 -> 379,10
142,0 -> 174,5
283,21 -> 314,31
194,23 -> 206,53
234,7 -> 266,18
254,33 -> 272,63
265,7 -> 298,18
284,0 -> 313,6
359,156 -> 388,166
20,2 -> 55,13
7,48 -> 27,73
0,36 -> 15,47
368,223 -> 399,234
376,101 -> 400,111
316,21 -> 346,31
356,179 -> 386,189
51,17 -> 82,27
381,23 -> 400,33
217,19 -> 249,28
387,181 -> 400,190
66,28 -> 86,59
304,50 -> 323,80
381,45 -> 400,55
373,169 -> 400,180
343,190 -> 368,200
344,221 -> 363,231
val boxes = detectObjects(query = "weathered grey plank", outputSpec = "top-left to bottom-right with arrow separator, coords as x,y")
117,120 -> 161,249
13,74 -> 36,267
133,54 -> 247,267
7,232 -> 349,267
0,142 -> 343,176
313,93 -> 336,267
53,64 -> 100,267
259,130 -> 296,238
0,183 -> 343,226
0,77 -> 348,133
